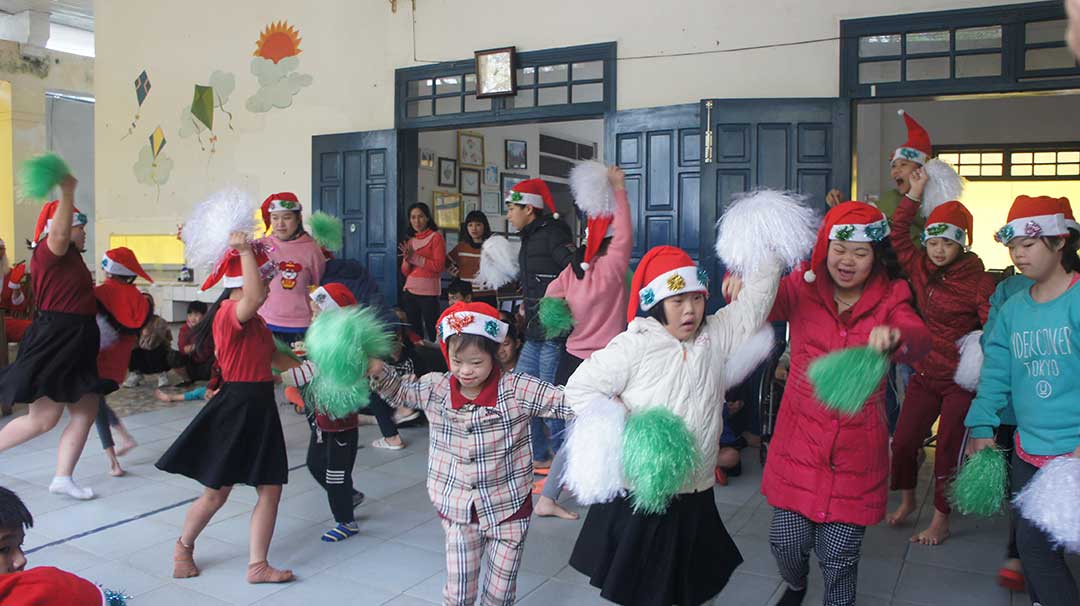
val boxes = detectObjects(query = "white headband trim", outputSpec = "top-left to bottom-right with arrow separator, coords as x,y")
505,190 -> 545,209
892,147 -> 928,165
639,266 -> 709,312
922,222 -> 967,246
995,213 -> 1069,244
101,256 -> 136,277
439,311 -> 509,344
828,219 -> 890,243
310,286 -> 340,311
267,199 -> 301,214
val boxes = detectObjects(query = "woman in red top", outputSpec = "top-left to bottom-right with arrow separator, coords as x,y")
399,202 -> 445,341
0,176 -> 104,501
447,210 -> 496,306
156,232 -> 296,585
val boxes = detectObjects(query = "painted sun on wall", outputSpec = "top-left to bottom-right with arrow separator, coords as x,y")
247,20 -> 312,113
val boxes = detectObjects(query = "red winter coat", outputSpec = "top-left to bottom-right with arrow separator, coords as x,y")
761,267 -> 930,526
891,196 -> 995,381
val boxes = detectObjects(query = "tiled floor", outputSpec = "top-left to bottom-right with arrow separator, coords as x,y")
3,402 -> 1074,605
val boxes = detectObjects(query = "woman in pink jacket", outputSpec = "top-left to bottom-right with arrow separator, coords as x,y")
754,202 -> 930,606
399,202 -> 445,342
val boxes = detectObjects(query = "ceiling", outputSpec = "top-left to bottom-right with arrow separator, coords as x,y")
0,0 -> 93,31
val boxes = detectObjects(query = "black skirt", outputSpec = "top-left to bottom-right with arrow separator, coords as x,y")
155,382 -> 288,489
569,488 -> 743,606
0,311 -> 99,405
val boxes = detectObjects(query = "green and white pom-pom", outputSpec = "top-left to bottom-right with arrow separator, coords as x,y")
538,297 -> 574,339
622,407 -> 699,515
807,346 -> 889,415
310,211 -> 343,252
20,152 -> 71,200
950,446 -> 1008,517
306,306 -> 393,419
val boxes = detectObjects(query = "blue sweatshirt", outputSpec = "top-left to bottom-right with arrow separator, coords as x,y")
966,278 -> 1080,455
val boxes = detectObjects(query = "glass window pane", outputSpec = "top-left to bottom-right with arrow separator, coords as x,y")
538,86 -> 568,106
956,53 -> 1002,78
1058,164 -> 1080,176
407,79 -> 433,97
464,95 -> 491,113
938,153 -> 960,165
435,76 -> 461,95
981,152 -> 1003,164
1034,152 -> 1057,164
859,34 -> 900,57
906,57 -> 949,81
464,73 -> 476,93
516,67 -> 535,86
538,64 -> 568,84
572,61 -> 603,81
1012,164 -> 1034,176
1058,151 -> 1080,162
959,165 -> 981,177
1026,47 -> 1077,71
981,165 -> 1003,176
960,153 -> 982,165
1034,164 -> 1057,176
406,100 -> 432,118
859,61 -> 900,84
572,83 -> 603,103
956,26 -> 1002,50
508,88 -> 534,109
906,31 -> 949,54
1026,19 -> 1067,45
1012,152 -> 1033,164
435,96 -> 461,115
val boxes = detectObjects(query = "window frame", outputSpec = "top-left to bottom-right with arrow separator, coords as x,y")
936,142 -> 1080,181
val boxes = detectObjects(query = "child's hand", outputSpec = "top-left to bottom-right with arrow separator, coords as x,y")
722,274 -> 743,302
607,166 -> 626,191
825,189 -> 844,208
907,167 -> 929,200
965,437 -> 996,457
867,326 -> 901,353
60,174 -> 78,195
367,358 -> 386,377
228,231 -> 252,254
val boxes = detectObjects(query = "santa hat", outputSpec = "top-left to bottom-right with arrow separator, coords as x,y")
804,201 -> 890,283
923,201 -> 973,247
627,246 -> 709,324
892,110 -> 931,166
33,200 -> 87,244
569,161 -> 616,270
261,192 -> 302,230
1,261 -> 26,309
200,242 -> 276,291
436,301 -> 509,364
1054,196 -> 1080,233
101,247 -> 154,283
505,178 -> 559,219
995,195 -> 1071,245
310,282 -> 357,311
6,261 -> 25,293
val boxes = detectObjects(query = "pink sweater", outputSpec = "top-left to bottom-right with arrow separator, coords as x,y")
257,233 -> 326,328
401,230 -> 446,297
545,189 -> 632,359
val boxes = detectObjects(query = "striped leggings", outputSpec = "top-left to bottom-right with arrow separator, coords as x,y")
769,508 -> 866,606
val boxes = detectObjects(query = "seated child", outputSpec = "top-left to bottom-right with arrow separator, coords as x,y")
447,279 -> 473,305
124,301 -> 173,388
168,301 -> 215,386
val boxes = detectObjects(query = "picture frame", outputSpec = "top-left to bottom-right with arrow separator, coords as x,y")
458,131 -> 485,167
438,157 -> 457,187
419,148 -> 435,170
462,196 -> 480,215
500,172 -> 530,205
433,190 -> 462,229
483,163 -> 499,186
481,190 -> 502,215
460,168 -> 481,196
474,46 -> 517,98
505,139 -> 527,170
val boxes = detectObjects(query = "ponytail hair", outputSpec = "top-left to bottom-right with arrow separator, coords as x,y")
190,288 -> 230,352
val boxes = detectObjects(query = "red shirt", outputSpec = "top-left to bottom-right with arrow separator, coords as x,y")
31,243 -> 95,315
98,333 -> 137,384
213,299 -> 274,382
178,323 -> 214,364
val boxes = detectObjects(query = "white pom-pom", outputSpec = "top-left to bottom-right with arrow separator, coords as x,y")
921,159 -> 966,217
724,325 -> 775,388
96,314 -> 118,351
897,109 -> 906,117
804,269 -> 816,283
1014,456 -> 1080,553
579,261 -> 590,271
569,160 -> 614,218
182,188 -> 257,270
954,330 -> 983,392
476,235 -> 520,289
715,189 -> 818,275
564,397 -> 627,505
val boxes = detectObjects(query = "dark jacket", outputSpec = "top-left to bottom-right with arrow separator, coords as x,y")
518,215 -> 575,341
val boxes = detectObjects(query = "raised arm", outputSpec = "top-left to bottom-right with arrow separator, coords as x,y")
709,258 -> 783,356
231,232 -> 269,323
46,176 -> 78,257
606,168 -> 633,270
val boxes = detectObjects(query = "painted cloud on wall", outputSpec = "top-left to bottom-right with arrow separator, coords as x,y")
246,21 -> 312,113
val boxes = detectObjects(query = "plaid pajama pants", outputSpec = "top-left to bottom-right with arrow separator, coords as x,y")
769,508 -> 866,606
441,517 -> 530,606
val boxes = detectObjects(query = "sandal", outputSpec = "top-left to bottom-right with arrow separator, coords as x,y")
372,437 -> 405,451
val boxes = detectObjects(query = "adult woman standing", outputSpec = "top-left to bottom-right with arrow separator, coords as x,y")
399,202 -> 445,342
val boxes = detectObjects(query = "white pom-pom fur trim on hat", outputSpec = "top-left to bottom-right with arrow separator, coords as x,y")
638,266 -> 708,312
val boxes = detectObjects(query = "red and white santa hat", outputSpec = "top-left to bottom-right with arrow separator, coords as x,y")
200,242 -> 276,290
436,301 -> 508,363
994,195 -> 1072,245
627,246 -> 709,324
310,282 -> 357,311
804,201 -> 890,282
892,110 -> 932,166
101,247 -> 154,283
505,178 -> 559,219
569,161 -> 617,271
2,261 -> 26,309
261,192 -> 302,230
923,201 -> 973,247
6,261 -> 25,292
33,200 -> 87,244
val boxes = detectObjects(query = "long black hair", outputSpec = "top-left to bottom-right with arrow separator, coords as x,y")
570,236 -> 613,280
1044,232 -> 1080,272
190,288 -> 230,352
459,211 -> 492,248
406,202 -> 436,238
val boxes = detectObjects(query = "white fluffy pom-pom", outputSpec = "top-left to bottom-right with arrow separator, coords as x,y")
569,160 -> 614,218
921,159 -> 966,217
476,235 -> 520,289
714,189 -> 817,275
97,314 -> 118,351
182,188 -> 257,270
564,397 -> 627,505
1014,456 -> 1080,553
724,325 -> 776,388
954,330 -> 983,392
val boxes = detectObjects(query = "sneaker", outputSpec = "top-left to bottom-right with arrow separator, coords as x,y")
321,522 -> 359,542
371,437 -> 405,451
394,410 -> 421,425
157,373 -> 170,388
122,372 -> 142,388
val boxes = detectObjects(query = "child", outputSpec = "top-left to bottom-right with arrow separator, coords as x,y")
156,231 -> 295,584
124,308 -> 172,388
965,194 -> 1080,605
399,202 -> 445,342
447,278 -> 473,305
497,310 -> 523,372
168,301 -> 214,385
448,210 -> 497,307
0,240 -> 31,347
258,192 -> 326,344
0,178 -> 104,501
367,302 -> 573,605
886,168 -> 997,545
756,202 -> 930,606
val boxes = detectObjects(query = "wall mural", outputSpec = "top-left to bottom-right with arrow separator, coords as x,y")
179,70 -> 236,155
246,20 -> 312,113
133,125 -> 173,201
121,69 -> 151,140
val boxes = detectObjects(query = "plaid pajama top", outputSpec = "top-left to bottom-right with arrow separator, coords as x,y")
372,367 -> 572,529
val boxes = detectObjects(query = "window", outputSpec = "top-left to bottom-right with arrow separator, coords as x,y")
108,234 -> 185,266
936,144 -> 1080,181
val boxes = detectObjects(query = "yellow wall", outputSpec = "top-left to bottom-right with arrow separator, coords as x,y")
963,180 -> 1080,271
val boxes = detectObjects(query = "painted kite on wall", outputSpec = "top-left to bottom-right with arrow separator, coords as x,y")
179,70 -> 236,154
133,124 -> 173,201
120,70 -> 151,140
246,21 -> 312,113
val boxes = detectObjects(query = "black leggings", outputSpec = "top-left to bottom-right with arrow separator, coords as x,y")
129,345 -> 170,374
95,397 -> 121,450
358,392 -> 399,439
401,291 -> 439,342
306,425 -> 359,524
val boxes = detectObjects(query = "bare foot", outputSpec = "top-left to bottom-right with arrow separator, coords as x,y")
115,436 -> 138,457
535,496 -> 579,520
246,561 -> 295,584
911,510 -> 950,546
173,539 -> 199,578
106,450 -> 125,477
887,494 -> 917,527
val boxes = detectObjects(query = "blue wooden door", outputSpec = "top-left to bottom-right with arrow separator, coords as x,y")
311,129 -> 399,305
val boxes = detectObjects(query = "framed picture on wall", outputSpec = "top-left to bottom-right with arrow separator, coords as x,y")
433,190 -> 462,229
482,190 -> 501,215
505,139 -> 527,170
458,131 -> 485,167
460,168 -> 481,195
462,196 -> 480,215
501,172 -> 529,204
483,163 -> 499,186
438,157 -> 457,187
474,46 -> 517,98
419,148 -> 436,170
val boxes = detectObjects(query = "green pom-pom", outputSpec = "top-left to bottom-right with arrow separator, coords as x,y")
949,447 -> 1008,517
310,211 -> 343,252
306,306 -> 393,419
538,297 -> 574,339
20,153 -> 71,200
622,407 -> 699,515
807,346 -> 889,414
